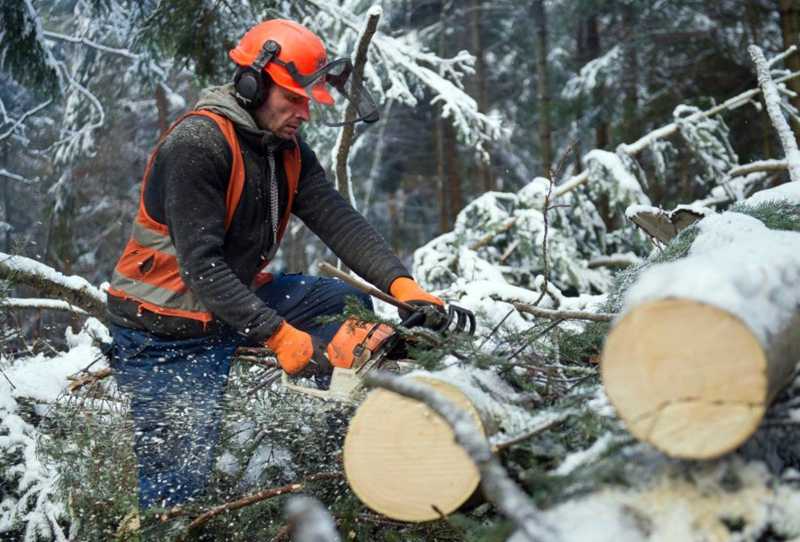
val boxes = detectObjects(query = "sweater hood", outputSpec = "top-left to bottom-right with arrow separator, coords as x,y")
194,83 -> 293,150
195,84 -> 259,130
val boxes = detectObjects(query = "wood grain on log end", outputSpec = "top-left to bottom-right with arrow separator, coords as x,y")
343,377 -> 483,522
601,299 -> 767,459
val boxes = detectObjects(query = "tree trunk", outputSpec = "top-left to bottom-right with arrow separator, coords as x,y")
435,116 -> 449,233
471,0 -> 494,192
532,0 -> 553,176
778,0 -> 800,138
154,83 -> 169,136
621,3 -> 640,144
587,15 -> 609,149
343,367 -> 542,521
602,215 -> 800,459
445,123 -> 463,222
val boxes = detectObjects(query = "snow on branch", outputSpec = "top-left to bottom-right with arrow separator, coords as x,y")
0,252 -> 106,319
364,371 -> 557,542
0,98 -> 52,143
42,30 -> 139,60
1,297 -> 89,316
302,0 -> 501,149
727,159 -> 788,179
0,169 -> 38,184
749,45 -> 800,183
286,496 -> 341,542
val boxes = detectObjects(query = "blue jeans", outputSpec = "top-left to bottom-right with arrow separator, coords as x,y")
112,273 -> 372,509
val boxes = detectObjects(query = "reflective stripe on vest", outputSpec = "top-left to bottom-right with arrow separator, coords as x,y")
108,110 -> 301,323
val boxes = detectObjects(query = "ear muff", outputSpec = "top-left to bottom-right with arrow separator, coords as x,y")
233,40 -> 281,110
233,66 -> 269,109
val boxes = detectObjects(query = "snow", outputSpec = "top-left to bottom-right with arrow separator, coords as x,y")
554,433 -> 618,476
543,458 -> 800,542
745,181 -> 800,206
0,321 -> 106,540
623,211 -> 800,345
0,252 -> 106,305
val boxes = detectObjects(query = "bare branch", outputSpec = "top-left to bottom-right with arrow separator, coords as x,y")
67,368 -> 112,393
334,9 -> 381,205
173,472 -> 342,532
514,302 -> 614,323
364,371 -> 557,542
42,30 -> 139,60
492,412 -> 570,451
749,46 -> 800,183
727,159 -> 788,178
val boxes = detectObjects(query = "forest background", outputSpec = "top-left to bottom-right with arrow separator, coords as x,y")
2,0 -> 798,303
2,1 -> 800,540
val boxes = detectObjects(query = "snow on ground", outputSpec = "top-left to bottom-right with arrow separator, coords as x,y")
0,320 -> 107,541
544,457 -> 800,542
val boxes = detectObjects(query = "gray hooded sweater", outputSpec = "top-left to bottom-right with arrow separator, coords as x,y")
108,84 -> 410,342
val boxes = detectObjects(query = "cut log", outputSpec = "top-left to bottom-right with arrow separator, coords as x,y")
343,368 -> 545,521
602,211 -> 800,459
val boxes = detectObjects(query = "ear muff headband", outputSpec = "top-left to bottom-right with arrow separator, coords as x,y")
233,40 -> 281,110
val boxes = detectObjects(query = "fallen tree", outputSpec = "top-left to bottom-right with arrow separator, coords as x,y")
343,366 -> 563,523
602,207 -> 800,459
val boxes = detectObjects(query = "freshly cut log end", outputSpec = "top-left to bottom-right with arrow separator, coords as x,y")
601,299 -> 767,460
343,377 -> 483,522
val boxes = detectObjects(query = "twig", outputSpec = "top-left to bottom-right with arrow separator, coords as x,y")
469,217 -> 515,250
531,177 -> 555,307
479,308 -> 515,350
67,368 -> 112,392
176,472 -> 342,532
492,412 -> 570,451
364,372 -> 558,542
749,46 -> 800,183
513,302 -> 614,323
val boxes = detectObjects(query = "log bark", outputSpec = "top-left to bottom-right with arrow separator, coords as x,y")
601,212 -> 800,459
343,367 -> 554,522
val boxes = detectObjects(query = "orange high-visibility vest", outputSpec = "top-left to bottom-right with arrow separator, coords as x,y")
107,110 -> 301,324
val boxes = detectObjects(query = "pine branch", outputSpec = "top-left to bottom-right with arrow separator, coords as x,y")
364,371 -> 558,542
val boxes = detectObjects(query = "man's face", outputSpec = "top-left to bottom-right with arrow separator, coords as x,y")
254,84 -> 310,139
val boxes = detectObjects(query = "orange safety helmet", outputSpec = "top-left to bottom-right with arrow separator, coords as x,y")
229,19 -> 334,106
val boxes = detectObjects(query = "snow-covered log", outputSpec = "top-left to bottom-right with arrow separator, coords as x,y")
343,367 -> 556,523
601,208 -> 800,459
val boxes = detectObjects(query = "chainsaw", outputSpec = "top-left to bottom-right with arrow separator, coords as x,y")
234,262 -> 475,403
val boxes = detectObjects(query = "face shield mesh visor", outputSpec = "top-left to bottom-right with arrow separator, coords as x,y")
297,59 -> 380,127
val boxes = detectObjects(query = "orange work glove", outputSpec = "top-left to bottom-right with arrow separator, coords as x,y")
389,277 -> 444,307
265,321 -> 332,378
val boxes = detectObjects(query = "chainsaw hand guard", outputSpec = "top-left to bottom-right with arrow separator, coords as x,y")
403,303 -> 476,336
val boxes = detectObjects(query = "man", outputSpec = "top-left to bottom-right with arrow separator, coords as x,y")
107,19 -> 458,511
